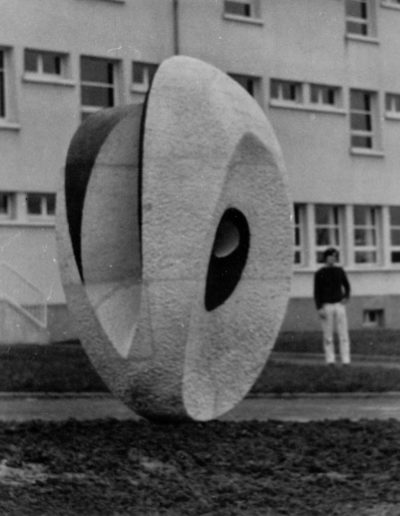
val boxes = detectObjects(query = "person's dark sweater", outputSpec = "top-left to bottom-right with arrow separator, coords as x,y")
313,265 -> 351,310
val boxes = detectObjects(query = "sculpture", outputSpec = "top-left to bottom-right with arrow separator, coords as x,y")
56,56 -> 292,421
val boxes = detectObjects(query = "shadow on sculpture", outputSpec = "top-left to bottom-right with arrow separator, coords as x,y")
56,55 -> 293,422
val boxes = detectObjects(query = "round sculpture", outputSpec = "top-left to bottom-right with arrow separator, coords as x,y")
56,55 -> 293,421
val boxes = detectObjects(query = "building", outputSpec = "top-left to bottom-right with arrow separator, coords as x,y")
0,0 -> 399,342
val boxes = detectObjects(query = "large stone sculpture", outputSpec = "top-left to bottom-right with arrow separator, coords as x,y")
56,56 -> 292,421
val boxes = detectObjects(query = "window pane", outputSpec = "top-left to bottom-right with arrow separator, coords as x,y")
27,194 -> 42,215
351,135 -> 372,148
24,50 -> 38,72
391,251 -> 400,263
355,251 -> 376,263
270,80 -> 279,99
295,227 -> 300,246
387,94 -> 400,112
315,205 -> 331,224
282,82 -> 298,101
81,57 -> 113,84
391,229 -> 400,246
81,85 -> 114,107
390,206 -> 400,225
347,21 -> 368,35
0,70 -> 5,118
355,228 -> 375,245
351,91 -> 370,110
42,53 -> 61,75
354,206 -> 365,225
133,63 -> 145,83
230,74 -> 254,96
310,85 -> 319,103
322,88 -> 335,105
316,228 -> 330,246
351,113 -> 372,131
45,194 -> 56,215
225,1 -> 251,16
0,193 -> 8,214
346,0 -> 367,18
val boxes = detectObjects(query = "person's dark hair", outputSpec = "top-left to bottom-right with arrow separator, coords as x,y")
323,247 -> 338,261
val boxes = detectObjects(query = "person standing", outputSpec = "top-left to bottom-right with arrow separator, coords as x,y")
313,247 -> 351,365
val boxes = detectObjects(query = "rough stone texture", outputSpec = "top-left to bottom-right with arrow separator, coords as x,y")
56,56 -> 292,421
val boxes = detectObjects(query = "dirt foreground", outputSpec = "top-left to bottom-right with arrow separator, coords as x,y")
0,418 -> 399,515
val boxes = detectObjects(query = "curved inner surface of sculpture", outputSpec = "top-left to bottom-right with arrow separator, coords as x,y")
56,55 -> 293,422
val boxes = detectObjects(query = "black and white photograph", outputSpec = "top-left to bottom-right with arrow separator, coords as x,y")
0,0 -> 400,514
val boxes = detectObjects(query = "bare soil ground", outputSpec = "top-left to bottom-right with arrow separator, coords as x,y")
0,418 -> 400,515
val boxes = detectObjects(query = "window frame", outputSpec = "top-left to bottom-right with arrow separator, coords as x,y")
345,0 -> 376,38
362,309 -> 384,328
314,205 -> 344,264
385,92 -> 400,119
293,204 -> 307,267
223,0 -> 261,20
131,62 -> 158,93
270,79 -> 303,105
309,83 -> 342,108
0,47 -> 19,126
0,192 -> 15,220
350,89 -> 378,150
228,73 -> 262,105
352,205 -> 380,266
26,193 -> 56,219
389,206 -> 400,264
80,56 -> 117,119
24,49 -> 66,78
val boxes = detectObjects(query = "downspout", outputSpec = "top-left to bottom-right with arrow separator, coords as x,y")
172,0 -> 180,55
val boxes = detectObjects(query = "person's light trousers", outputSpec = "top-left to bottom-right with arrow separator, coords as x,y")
320,302 -> 351,364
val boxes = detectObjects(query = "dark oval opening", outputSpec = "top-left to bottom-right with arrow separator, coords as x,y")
205,208 -> 250,312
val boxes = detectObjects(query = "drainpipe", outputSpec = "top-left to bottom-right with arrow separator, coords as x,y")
172,0 -> 180,55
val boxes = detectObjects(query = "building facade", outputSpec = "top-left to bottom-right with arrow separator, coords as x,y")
0,0 -> 399,341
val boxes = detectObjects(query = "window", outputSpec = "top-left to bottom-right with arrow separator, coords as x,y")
229,74 -> 262,103
80,56 -> 116,119
363,309 -> 384,328
346,0 -> 372,36
0,192 -> 15,220
350,90 -> 376,149
294,204 -> 306,266
310,84 -> 341,107
224,0 -> 260,18
132,62 -> 158,93
270,79 -> 303,104
314,205 -> 342,263
353,205 -> 379,264
386,93 -> 400,117
24,50 -> 65,77
26,193 -> 56,218
389,206 -> 400,263
0,51 -> 5,118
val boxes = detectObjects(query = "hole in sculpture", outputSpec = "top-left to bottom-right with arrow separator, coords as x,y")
205,208 -> 250,312
212,218 -> 240,258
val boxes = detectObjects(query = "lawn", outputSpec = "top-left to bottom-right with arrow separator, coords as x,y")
0,418 -> 399,515
1,331 -> 400,394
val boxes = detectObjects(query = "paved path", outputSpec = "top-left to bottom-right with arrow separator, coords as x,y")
1,393 -> 400,423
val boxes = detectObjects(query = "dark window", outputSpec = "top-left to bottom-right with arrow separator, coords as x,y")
0,51 -> 5,117
81,57 -> 115,110
225,1 -> 251,16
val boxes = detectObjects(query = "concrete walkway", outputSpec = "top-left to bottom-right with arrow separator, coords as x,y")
1,392 -> 400,423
